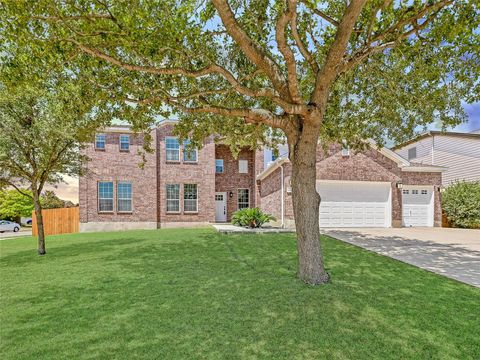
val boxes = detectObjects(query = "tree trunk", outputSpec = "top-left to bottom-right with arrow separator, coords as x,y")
32,191 -> 46,255
289,122 -> 329,285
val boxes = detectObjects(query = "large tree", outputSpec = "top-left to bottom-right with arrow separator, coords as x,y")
4,1 -> 478,282
0,79 -> 104,255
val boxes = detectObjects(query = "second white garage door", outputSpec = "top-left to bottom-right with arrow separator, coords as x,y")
317,181 -> 392,228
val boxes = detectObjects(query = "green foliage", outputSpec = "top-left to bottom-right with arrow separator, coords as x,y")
0,189 -> 34,219
232,207 -> 276,228
442,181 -> 480,229
1,1 -> 477,148
41,190 -> 66,209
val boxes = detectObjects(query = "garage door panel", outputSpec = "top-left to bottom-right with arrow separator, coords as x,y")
402,188 -> 433,227
317,182 -> 391,228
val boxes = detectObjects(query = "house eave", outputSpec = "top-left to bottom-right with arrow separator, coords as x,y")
256,158 -> 290,181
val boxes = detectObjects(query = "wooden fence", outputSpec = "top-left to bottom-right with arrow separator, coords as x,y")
32,207 -> 79,236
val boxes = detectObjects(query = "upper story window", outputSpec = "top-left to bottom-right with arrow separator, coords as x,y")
119,135 -> 130,152
166,137 -> 180,162
271,152 -> 277,161
215,159 -> 224,173
98,181 -> 114,212
184,184 -> 198,212
238,189 -> 250,209
341,140 -> 350,157
95,134 -> 106,150
239,159 -> 248,174
408,147 -> 417,160
183,140 -> 198,163
166,184 -> 180,212
117,182 -> 132,212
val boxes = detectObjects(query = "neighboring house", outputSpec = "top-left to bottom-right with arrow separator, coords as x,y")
79,123 -> 444,231
393,131 -> 480,186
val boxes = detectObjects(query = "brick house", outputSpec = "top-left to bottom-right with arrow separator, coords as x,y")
79,122 -> 445,232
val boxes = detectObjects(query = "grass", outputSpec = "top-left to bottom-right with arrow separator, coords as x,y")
1,228 -> 479,359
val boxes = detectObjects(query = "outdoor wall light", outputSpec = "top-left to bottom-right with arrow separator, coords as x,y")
396,182 -> 403,189
229,191 -> 233,198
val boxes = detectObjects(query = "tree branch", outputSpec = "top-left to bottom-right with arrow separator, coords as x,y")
312,0 -> 367,106
275,0 -> 302,103
291,6 -> 319,73
211,0 -> 291,99
300,0 -> 340,27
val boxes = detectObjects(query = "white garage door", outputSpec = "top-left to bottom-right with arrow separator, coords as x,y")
317,181 -> 391,228
402,187 -> 434,227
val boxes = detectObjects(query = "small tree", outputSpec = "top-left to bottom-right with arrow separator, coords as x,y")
0,189 -> 34,223
41,190 -> 67,210
0,81 -> 103,255
4,1 -> 478,282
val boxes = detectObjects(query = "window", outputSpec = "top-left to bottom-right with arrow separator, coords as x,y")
166,184 -> 180,212
117,182 -> 132,212
403,189 -> 409,195
215,159 -> 224,173
95,134 -> 106,150
215,194 -> 224,201
166,137 -> 180,161
341,140 -> 350,156
238,189 -> 249,209
412,189 -> 419,195
408,147 -> 417,160
271,152 -> 278,161
98,182 -> 114,212
239,160 -> 248,174
119,135 -> 130,152
184,184 -> 198,212
183,140 -> 198,162
421,189 -> 428,195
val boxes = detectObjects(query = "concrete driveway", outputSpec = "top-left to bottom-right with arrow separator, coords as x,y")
324,228 -> 480,287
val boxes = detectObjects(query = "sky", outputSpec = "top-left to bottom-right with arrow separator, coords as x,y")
53,102 -> 480,203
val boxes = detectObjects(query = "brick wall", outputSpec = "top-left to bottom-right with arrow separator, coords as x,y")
79,129 -> 158,227
157,125 -> 216,224
259,143 -> 442,227
215,145 -> 256,221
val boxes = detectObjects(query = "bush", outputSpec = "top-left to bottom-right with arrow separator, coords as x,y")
442,181 -> 480,229
232,208 -> 276,228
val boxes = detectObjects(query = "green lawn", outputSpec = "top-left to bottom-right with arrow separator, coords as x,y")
1,228 -> 479,359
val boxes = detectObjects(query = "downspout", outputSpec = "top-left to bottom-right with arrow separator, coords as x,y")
280,163 -> 284,228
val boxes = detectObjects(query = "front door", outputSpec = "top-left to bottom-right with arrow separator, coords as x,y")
215,192 -> 227,222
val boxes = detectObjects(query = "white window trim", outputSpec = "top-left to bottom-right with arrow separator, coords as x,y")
166,184 -> 181,213
239,159 -> 248,174
95,133 -> 106,150
183,142 -> 198,163
237,188 -> 250,209
117,181 -> 133,213
183,184 -> 199,213
215,159 -> 224,173
119,134 -> 130,152
98,181 -> 114,213
165,136 -> 180,162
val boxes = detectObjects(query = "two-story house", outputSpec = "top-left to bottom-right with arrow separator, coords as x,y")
80,122 -> 445,231
393,130 -> 480,186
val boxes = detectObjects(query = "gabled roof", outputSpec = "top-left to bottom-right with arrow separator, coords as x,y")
256,141 -> 446,181
391,130 -> 480,150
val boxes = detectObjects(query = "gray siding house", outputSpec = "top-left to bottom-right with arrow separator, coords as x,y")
393,131 -> 480,186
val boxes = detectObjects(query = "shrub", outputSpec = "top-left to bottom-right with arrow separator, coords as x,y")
442,181 -> 480,229
232,208 -> 276,228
